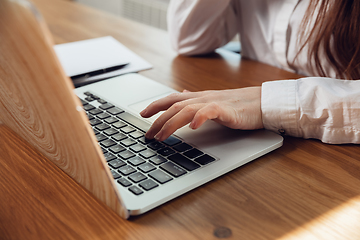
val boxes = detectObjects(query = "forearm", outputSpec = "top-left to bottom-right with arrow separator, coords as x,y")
168,0 -> 238,55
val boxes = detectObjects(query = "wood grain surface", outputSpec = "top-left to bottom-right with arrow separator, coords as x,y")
0,0 -> 128,218
0,0 -> 359,239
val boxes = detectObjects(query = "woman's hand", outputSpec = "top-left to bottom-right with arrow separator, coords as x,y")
140,87 -> 264,141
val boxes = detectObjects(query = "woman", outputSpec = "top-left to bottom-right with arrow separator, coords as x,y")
141,0 -> 360,144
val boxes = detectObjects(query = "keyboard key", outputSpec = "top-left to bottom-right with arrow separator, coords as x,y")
112,121 -> 127,129
83,104 -> 95,111
173,143 -> 192,152
128,172 -> 147,183
120,138 -> 137,147
112,132 -> 127,141
118,150 -> 135,160
109,144 -> 126,154
149,169 -> 173,184
89,119 -> 102,126
111,170 -> 121,179
99,103 -> 114,110
162,136 -> 182,146
129,131 -> 143,139
118,165 -> 136,175
105,152 -> 113,160
107,107 -> 124,115
157,147 -> 175,156
168,153 -> 200,171
104,152 -> 116,162
89,108 -> 103,115
117,112 -> 151,132
103,128 -> 119,136
128,156 -> 145,166
139,149 -> 156,159
83,91 -> 92,96
100,139 -> 117,148
149,155 -> 167,165
85,96 -> 96,102
117,178 -> 132,187
97,112 -> 111,119
160,162 -> 187,177
138,162 -> 156,173
139,179 -> 159,191
97,99 -> 107,104
148,141 -> 165,150
129,186 -> 143,195
96,133 -> 108,142
104,116 -> 118,124
108,159 -> 126,169
120,126 -> 136,134
129,143 -> 146,153
194,154 -> 216,165
183,148 -> 203,159
95,123 -> 111,131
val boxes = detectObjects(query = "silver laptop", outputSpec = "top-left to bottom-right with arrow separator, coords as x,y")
0,0 -> 283,219
74,73 -> 283,215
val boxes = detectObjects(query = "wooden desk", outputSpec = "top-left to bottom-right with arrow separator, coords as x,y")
1,0 -> 359,239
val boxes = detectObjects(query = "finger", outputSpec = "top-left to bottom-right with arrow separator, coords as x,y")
189,102 -> 222,129
140,91 -> 201,118
145,99 -> 202,139
153,103 -> 206,141
140,92 -> 191,118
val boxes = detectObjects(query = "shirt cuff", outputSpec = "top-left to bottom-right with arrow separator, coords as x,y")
261,80 -> 301,137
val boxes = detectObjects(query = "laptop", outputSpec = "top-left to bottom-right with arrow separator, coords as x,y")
0,0 -> 283,219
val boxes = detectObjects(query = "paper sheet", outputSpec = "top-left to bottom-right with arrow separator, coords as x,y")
54,36 -> 152,82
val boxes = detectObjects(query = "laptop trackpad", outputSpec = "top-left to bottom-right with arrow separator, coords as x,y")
128,91 -> 175,123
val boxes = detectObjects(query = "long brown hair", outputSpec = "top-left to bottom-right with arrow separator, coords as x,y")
300,0 -> 360,80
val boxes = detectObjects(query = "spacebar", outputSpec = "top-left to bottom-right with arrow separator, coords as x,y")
117,112 -> 151,133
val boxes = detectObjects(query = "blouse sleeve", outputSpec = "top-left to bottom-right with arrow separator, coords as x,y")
261,77 -> 360,144
167,0 -> 238,56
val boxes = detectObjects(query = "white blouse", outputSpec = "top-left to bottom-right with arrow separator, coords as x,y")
167,0 -> 360,144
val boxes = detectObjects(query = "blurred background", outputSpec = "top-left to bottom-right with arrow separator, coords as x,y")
76,0 -> 170,30
75,0 -> 241,53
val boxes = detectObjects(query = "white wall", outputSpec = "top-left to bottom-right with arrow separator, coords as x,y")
76,0 -> 169,30
77,0 -> 122,16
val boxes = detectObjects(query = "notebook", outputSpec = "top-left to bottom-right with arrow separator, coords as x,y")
0,0 -> 283,219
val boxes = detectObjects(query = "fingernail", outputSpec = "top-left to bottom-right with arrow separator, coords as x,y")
145,130 -> 153,139
189,121 -> 196,129
140,109 -> 147,116
154,131 -> 163,141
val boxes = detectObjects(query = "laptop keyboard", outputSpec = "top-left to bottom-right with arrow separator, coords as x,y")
80,92 -> 216,196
